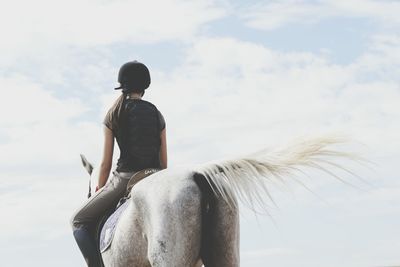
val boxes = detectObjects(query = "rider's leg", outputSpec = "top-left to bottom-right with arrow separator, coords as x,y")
72,225 -> 102,267
70,171 -> 133,267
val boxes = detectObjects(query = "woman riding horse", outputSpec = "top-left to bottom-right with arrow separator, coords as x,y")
70,61 -> 168,267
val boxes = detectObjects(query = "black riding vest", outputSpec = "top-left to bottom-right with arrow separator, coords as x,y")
115,99 -> 161,172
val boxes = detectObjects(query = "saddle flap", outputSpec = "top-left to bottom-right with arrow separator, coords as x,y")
99,201 -> 130,253
99,168 -> 160,253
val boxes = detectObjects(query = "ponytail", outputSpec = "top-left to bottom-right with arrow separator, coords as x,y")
105,92 -> 128,134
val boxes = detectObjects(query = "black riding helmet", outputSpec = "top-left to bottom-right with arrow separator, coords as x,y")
114,60 -> 151,94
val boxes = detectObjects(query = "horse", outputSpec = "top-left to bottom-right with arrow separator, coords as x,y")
92,135 -> 367,267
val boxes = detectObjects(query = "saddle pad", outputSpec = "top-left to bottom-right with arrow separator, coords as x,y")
100,201 -> 129,253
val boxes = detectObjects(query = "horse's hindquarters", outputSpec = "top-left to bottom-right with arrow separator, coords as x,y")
101,169 -> 240,267
102,170 -> 203,267
146,179 -> 203,266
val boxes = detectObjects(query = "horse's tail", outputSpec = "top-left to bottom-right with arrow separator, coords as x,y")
193,134 -> 371,213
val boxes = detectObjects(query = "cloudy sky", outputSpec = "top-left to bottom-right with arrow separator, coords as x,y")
0,0 -> 399,266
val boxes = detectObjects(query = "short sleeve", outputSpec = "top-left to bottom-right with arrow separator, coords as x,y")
158,110 -> 166,131
103,108 -> 115,132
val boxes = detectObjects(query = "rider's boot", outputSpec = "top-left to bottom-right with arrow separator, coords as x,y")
72,226 -> 102,267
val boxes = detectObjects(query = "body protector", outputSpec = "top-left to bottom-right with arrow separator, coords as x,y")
116,99 -> 161,172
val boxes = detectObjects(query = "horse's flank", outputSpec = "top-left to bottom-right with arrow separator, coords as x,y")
102,167 -> 240,266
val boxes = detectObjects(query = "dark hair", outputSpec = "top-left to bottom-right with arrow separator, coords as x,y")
125,88 -> 145,97
105,88 -> 148,133
104,93 -> 126,133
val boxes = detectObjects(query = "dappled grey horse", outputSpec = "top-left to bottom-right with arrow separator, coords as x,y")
98,135 -> 366,266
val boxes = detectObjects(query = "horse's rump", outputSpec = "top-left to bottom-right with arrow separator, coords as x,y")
102,169 -> 205,266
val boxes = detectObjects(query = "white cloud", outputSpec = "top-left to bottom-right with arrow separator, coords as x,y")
241,247 -> 301,266
0,0 -> 227,64
0,0 -> 228,115
240,0 -> 332,30
0,75 -> 102,166
242,247 -> 300,258
0,75 -> 86,126
0,172 -> 86,240
354,33 -> 400,77
143,36 -> 399,166
240,0 -> 400,30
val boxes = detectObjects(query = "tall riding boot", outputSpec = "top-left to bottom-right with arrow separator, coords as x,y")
72,226 -> 102,267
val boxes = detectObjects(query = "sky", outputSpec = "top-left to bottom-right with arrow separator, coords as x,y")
0,0 -> 399,266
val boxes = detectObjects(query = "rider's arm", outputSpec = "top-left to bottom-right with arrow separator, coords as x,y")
160,128 -> 167,169
98,126 -> 114,189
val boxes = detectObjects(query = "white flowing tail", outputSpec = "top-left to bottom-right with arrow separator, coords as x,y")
193,134 -> 371,213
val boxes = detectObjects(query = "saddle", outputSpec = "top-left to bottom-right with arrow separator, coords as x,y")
94,168 -> 160,265
113,168 -> 160,209
126,168 -> 160,198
